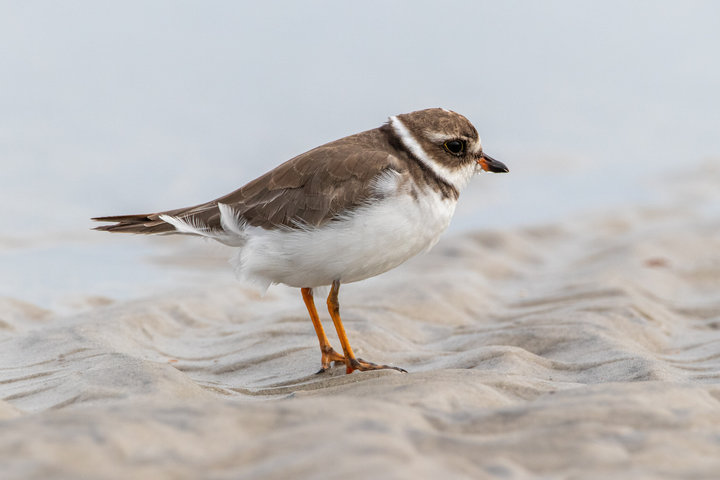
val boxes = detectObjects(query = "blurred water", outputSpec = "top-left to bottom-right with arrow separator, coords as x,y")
1,1 -> 719,308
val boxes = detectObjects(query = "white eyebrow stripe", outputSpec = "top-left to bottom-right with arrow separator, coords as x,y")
424,131 -> 483,149
389,115 -> 472,190
423,130 -> 482,153
425,131 -> 459,143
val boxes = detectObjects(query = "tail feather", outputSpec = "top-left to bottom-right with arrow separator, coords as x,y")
91,213 -> 177,234
92,202 -> 247,247
92,214 -> 153,223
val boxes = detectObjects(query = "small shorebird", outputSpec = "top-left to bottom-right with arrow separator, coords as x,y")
93,108 -> 508,374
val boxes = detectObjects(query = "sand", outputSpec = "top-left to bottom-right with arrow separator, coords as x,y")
2,166 -> 720,479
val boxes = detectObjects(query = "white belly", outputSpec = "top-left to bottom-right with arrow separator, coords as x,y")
233,189 -> 457,290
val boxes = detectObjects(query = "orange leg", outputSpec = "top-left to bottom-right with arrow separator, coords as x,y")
301,287 -> 346,373
326,280 -> 407,374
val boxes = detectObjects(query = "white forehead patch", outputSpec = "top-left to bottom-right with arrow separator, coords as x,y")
472,138 -> 483,154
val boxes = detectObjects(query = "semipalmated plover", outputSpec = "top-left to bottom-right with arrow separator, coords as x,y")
94,108 -> 508,374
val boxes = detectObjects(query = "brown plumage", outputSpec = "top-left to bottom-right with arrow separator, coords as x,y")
92,112 -> 466,234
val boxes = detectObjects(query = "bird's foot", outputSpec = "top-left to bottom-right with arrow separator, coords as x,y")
315,346 -> 347,374
315,348 -> 407,375
346,357 -> 407,374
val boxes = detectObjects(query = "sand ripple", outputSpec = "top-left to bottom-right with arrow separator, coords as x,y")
2,187 -> 720,478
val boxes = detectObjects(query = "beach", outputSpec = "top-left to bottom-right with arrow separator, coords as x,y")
2,165 -> 719,479
3,3 -> 720,477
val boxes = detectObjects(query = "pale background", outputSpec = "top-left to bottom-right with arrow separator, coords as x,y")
2,1 -> 719,305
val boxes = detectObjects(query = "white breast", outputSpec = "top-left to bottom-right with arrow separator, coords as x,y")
232,186 -> 458,290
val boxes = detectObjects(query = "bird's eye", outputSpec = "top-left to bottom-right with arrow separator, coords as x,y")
443,140 -> 465,155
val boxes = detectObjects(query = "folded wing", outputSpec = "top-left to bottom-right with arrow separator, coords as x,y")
93,141 -> 403,238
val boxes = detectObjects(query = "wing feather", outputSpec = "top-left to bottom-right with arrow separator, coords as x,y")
93,128 -> 407,235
